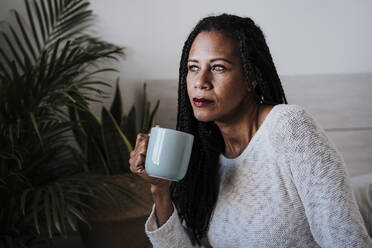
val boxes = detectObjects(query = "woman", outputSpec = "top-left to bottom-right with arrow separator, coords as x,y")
129,14 -> 372,247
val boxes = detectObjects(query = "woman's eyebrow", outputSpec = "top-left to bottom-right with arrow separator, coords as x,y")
187,58 -> 234,64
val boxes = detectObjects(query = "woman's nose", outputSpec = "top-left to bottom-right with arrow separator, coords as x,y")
194,70 -> 211,90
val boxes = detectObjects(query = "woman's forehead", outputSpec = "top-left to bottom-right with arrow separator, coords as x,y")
189,31 -> 240,60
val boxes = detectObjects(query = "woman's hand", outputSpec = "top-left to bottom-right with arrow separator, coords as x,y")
129,129 -> 171,194
129,127 -> 175,227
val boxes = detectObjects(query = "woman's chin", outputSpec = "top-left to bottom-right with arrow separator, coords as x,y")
193,112 -> 215,122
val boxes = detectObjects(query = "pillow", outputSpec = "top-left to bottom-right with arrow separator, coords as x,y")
350,173 -> 372,237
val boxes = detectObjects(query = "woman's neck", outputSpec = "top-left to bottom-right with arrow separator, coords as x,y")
215,98 -> 260,158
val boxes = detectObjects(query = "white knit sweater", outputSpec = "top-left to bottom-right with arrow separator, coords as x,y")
144,104 -> 372,248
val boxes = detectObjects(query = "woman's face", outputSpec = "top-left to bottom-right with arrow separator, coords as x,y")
186,31 -> 253,123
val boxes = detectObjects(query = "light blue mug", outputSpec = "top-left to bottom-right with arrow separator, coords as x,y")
145,127 -> 194,181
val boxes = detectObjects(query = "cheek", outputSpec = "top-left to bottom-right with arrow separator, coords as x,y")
215,83 -> 248,109
215,84 -> 238,103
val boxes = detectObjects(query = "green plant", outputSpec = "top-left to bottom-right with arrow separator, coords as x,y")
69,80 -> 160,175
0,0 -> 125,246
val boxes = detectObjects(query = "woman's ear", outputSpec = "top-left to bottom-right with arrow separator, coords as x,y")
247,80 -> 257,92
252,80 -> 257,89
246,65 -> 260,92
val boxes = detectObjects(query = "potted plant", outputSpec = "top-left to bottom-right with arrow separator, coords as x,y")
68,80 -> 160,248
0,0 -> 125,246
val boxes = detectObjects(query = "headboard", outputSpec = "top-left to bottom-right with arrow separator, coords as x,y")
146,73 -> 372,177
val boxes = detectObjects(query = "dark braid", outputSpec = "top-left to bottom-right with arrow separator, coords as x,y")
170,13 -> 288,245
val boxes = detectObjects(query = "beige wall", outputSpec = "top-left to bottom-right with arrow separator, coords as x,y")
1,0 -> 372,112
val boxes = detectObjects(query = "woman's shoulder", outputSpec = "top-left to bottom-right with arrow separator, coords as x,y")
269,103 -> 313,128
266,103 -> 334,155
267,103 -> 324,140
271,103 -> 307,119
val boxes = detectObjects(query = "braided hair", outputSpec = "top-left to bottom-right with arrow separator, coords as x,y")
170,13 -> 288,245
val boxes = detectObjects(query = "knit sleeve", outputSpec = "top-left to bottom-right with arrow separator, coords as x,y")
272,105 -> 372,247
145,202 -> 204,248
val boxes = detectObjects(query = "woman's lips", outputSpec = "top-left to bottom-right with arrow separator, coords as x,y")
192,98 -> 213,107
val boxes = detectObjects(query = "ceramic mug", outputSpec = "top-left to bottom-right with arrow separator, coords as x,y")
145,127 -> 194,181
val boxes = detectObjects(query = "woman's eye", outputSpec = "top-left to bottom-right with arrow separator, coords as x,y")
212,65 -> 225,72
188,65 -> 199,72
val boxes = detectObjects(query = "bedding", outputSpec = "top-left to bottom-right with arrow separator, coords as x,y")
351,173 -> 372,237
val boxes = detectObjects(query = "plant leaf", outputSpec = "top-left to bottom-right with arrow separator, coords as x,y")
121,106 -> 137,147
13,9 -> 37,60
76,108 -> 102,145
32,189 -> 42,234
86,138 -> 110,174
40,0 -> 50,35
48,186 -> 62,234
33,0 -> 46,43
1,31 -> 25,71
109,78 -> 123,127
54,40 -> 70,69
45,38 -> 60,79
25,0 -> 41,52
47,0 -> 55,28
7,21 -> 33,68
101,107 -> 132,174
20,188 -> 32,215
0,58 -> 11,79
140,83 -> 149,133
68,107 -> 87,151
30,112 -> 43,147
67,205 -> 87,225
65,208 -> 77,232
149,99 -> 160,130
44,192 -> 53,238
55,182 -> 67,234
